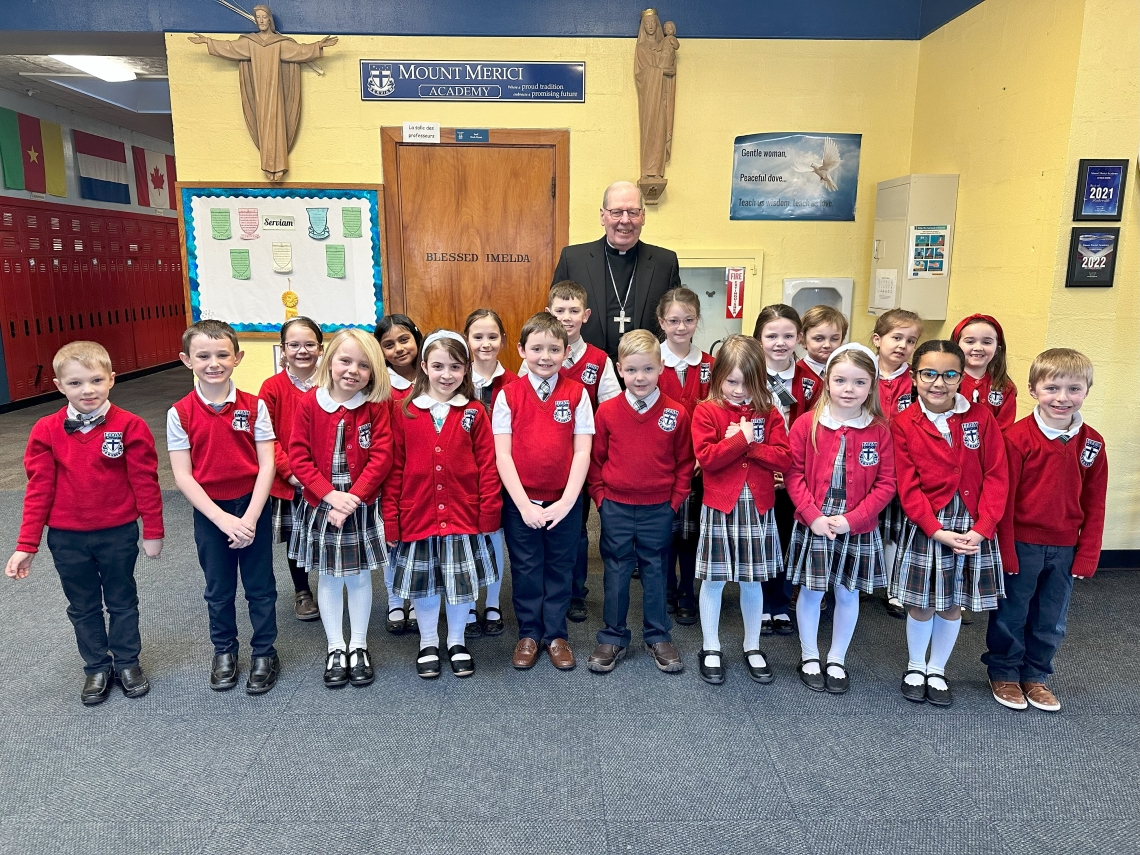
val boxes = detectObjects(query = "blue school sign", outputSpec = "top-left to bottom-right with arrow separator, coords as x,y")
360,61 -> 585,102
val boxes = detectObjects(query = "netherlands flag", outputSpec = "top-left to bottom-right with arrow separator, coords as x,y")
73,130 -> 130,204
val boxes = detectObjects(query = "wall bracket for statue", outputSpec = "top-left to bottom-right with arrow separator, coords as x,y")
635,8 -> 678,206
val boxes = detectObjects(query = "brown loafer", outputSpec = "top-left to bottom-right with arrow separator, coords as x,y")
545,638 -> 576,671
1021,681 -> 1061,712
294,590 -> 320,621
645,641 -> 684,673
512,638 -> 540,670
586,643 -> 626,673
990,680 -> 1027,710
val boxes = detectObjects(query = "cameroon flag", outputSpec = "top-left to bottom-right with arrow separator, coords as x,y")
0,108 -> 66,197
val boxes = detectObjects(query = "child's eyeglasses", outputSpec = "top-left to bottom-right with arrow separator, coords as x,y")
284,342 -> 320,352
915,369 -> 962,384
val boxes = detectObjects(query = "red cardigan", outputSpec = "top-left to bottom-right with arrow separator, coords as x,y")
258,370 -> 307,500
789,359 -> 823,423
383,399 -> 501,542
878,370 -> 915,420
657,351 -> 714,418
785,414 -> 896,534
960,373 -> 1017,431
691,400 -> 792,514
890,400 -> 1009,539
288,392 -> 393,507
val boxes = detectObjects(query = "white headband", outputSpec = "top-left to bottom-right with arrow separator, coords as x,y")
825,342 -> 880,378
422,330 -> 469,356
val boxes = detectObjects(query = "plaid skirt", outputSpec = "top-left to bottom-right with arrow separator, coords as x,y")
271,489 -> 304,543
890,492 -> 1004,611
879,495 -> 906,544
787,498 -> 887,595
288,497 -> 388,578
672,474 -> 704,540
695,485 -> 783,583
391,533 -> 499,605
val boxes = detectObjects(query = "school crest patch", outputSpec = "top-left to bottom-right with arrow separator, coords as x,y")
897,393 -> 913,412
231,409 -> 250,432
580,363 -> 599,385
699,362 -> 711,385
858,441 -> 879,466
751,417 -> 765,443
358,422 -> 372,449
1080,438 -> 1103,468
801,377 -> 816,400
553,399 -> 572,424
658,407 -> 679,432
461,408 -> 479,433
962,421 -> 980,450
101,431 -> 124,459
987,389 -> 1004,407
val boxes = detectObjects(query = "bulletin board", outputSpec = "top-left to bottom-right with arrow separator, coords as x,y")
179,183 -> 383,337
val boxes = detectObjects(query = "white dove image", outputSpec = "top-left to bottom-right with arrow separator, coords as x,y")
793,137 -> 842,191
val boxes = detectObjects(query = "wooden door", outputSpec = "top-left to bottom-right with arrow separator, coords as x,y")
382,128 -> 569,372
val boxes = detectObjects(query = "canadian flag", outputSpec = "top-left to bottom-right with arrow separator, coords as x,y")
131,146 -> 177,209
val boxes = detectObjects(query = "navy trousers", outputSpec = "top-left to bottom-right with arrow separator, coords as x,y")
572,489 -> 591,601
192,494 -> 278,658
983,541 -> 1076,682
47,521 -> 141,675
503,494 -> 581,645
762,488 -> 796,616
597,499 -> 674,647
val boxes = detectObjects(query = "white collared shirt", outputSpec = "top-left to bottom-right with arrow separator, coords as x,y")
918,393 -> 971,444
316,387 -> 366,412
286,368 -> 316,393
818,407 -> 873,430
472,361 -> 506,392
519,338 -> 620,403
412,393 -> 470,432
661,342 -> 703,369
881,362 -> 910,380
491,371 -> 595,435
1033,406 -> 1083,441
66,399 -> 111,434
387,367 -> 412,391
803,356 -> 827,377
624,387 -> 661,412
166,380 -> 273,450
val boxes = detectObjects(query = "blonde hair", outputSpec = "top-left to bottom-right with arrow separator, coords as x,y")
617,329 -> 662,363
1028,348 -> 1094,389
53,341 -> 112,377
705,335 -> 773,411
801,304 -> 849,340
809,348 -> 884,448
315,328 -> 391,403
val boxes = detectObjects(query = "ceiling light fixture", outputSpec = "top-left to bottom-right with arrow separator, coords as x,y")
49,55 -> 137,82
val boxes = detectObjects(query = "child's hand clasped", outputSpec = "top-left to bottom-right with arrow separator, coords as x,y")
142,539 -> 163,559
5,551 -> 33,579
324,490 -> 361,515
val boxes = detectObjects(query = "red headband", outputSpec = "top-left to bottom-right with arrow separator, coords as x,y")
952,314 -> 1004,347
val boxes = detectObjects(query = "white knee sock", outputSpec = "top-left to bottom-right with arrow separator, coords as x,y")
344,571 -> 373,650
739,582 -> 767,667
485,578 -> 502,610
444,601 -> 470,652
828,584 -> 860,666
905,614 -> 934,684
927,615 -> 962,677
384,556 -> 403,611
883,542 -> 899,598
415,595 -> 441,648
796,588 -> 824,666
699,581 -> 725,655
317,575 -> 347,652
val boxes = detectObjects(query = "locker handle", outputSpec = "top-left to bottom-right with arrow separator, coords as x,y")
35,318 -> 41,335
48,317 -> 53,333
8,321 -> 13,338
24,320 -> 29,336
34,365 -> 42,388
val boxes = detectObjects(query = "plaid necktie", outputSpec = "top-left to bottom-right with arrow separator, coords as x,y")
767,374 -> 796,408
64,414 -> 105,434
1058,435 -> 1071,444
633,398 -> 648,413
538,379 -> 551,401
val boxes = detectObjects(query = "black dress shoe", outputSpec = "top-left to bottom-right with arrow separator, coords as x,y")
798,658 -> 825,692
824,663 -> 850,695
925,674 -> 952,706
416,646 -> 441,679
209,652 -> 239,691
385,607 -> 407,635
901,669 -> 927,703
324,650 -> 349,688
405,605 -> 419,633
117,665 -> 150,699
772,615 -> 795,636
886,597 -> 907,619
960,609 -> 974,625
665,595 -> 678,615
675,605 -> 698,626
464,609 -> 484,639
760,617 -> 774,636
246,654 -> 280,695
348,648 -> 374,687
448,645 -> 475,677
743,649 -> 774,684
566,598 -> 587,623
81,669 -> 114,706
482,606 -> 505,636
698,649 -> 725,685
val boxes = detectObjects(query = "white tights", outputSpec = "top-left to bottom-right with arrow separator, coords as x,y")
796,584 -> 861,675
318,571 -> 372,652
698,580 -> 766,666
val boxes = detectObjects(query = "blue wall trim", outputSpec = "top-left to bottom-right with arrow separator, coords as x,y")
1,1 -> 984,41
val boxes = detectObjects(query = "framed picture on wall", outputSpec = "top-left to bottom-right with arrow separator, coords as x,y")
1072,159 -> 1128,221
1065,227 -> 1119,288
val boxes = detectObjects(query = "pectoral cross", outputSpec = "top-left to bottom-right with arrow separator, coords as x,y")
614,311 -> 632,334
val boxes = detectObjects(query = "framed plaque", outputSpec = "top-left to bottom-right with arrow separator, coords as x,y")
1065,227 -> 1119,288
1072,159 -> 1128,221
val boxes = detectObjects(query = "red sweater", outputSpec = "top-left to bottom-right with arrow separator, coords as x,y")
173,389 -> 263,501
691,401 -> 792,514
258,370 -> 308,500
17,405 -> 164,552
474,369 -> 520,412
960,373 -> 1017,431
790,359 -> 824,423
657,351 -> 714,418
890,401 -> 1009,538
288,393 -> 393,507
997,415 -> 1108,577
500,376 -> 587,503
562,341 -> 610,409
878,371 -> 915,420
785,415 -> 896,534
384,400 -> 502,542
587,393 -> 694,510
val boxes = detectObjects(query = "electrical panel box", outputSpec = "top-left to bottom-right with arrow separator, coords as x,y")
868,174 -> 958,320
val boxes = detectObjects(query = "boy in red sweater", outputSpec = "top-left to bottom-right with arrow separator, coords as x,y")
985,349 -> 1108,712
586,330 -> 693,674
167,320 -> 280,695
6,342 -> 163,706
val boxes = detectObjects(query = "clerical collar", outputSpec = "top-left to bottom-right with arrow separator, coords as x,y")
605,239 -> 637,257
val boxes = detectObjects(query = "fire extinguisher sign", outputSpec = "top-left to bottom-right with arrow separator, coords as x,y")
725,267 -> 746,319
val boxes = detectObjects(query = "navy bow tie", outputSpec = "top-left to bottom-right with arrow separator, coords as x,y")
64,414 -> 105,434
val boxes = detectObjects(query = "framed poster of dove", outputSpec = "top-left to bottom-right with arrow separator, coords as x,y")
729,132 -> 861,221
178,183 -> 383,337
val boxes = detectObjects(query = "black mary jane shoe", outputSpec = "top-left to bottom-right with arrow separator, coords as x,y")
482,607 -> 505,637
925,674 -> 952,707
324,650 -> 349,688
209,652 -> 239,692
798,658 -> 826,692
448,645 -> 475,678
901,669 -> 927,703
464,609 -> 484,640
760,617 -> 774,636
824,663 -> 850,695
117,665 -> 150,699
885,597 -> 907,619
416,646 -> 441,680
743,649 -> 774,684
772,615 -> 795,636
348,648 -> 374,687
405,606 -> 419,633
246,655 -> 280,695
81,669 -> 114,706
698,649 -> 725,685
386,607 -> 407,635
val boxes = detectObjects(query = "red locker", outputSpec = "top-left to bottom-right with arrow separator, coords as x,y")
0,256 -> 39,400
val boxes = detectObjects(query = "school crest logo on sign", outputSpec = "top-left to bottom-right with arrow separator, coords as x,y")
962,421 -> 980,450
858,441 -> 879,466
699,362 -> 711,385
101,431 -> 124,459
231,409 -> 250,432
553,399 -> 572,424
358,422 -> 372,449
580,363 -> 599,385
1080,438 -> 1103,468
751,418 -> 765,443
897,393 -> 913,412
658,407 -> 679,433
987,389 -> 1004,407
461,408 -> 479,433
801,378 -> 816,400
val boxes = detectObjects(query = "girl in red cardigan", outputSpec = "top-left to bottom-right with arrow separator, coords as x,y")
463,309 -> 519,638
952,313 -> 1017,431
785,344 -> 895,694
655,287 -> 713,625
891,339 -> 1009,707
691,336 -> 792,686
385,331 -> 501,679
258,316 -> 323,622
288,329 -> 393,689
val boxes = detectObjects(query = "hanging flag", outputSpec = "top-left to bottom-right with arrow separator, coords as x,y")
73,129 -> 130,204
0,108 -> 25,190
39,121 -> 66,197
17,113 -> 45,193
132,146 -> 177,209
0,110 -> 67,196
